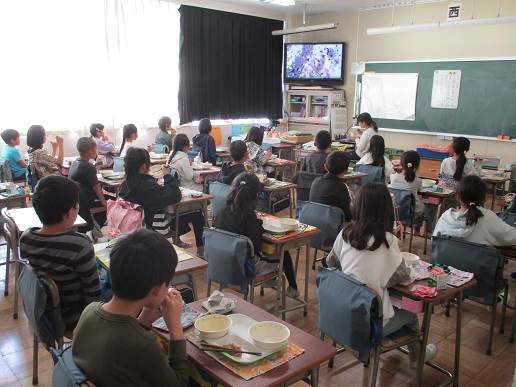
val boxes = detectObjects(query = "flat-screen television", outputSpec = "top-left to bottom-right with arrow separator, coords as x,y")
283,42 -> 345,85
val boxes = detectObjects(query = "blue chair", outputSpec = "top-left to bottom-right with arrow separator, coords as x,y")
187,151 -> 198,162
152,143 -> 168,153
208,182 -> 231,222
51,347 -> 90,387
291,172 -> 323,202
112,157 -> 124,173
499,212 -> 516,228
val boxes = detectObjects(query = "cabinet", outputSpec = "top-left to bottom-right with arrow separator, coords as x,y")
393,155 -> 441,179
286,90 -> 346,136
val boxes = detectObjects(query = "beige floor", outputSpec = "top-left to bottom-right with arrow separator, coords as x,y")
0,206 -> 515,386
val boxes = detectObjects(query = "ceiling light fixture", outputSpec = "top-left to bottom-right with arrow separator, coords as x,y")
271,3 -> 338,36
258,0 -> 295,6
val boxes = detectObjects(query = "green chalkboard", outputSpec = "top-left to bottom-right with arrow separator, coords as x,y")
361,59 -> 516,138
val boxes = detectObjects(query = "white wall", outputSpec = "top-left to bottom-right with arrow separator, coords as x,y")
285,0 -> 516,165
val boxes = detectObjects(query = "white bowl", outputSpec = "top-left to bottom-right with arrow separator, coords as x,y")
279,218 -> 299,231
248,321 -> 290,350
401,252 -> 420,267
194,315 -> 232,339
421,179 -> 435,188
100,170 -> 112,178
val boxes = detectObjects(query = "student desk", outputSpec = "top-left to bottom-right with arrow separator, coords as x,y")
418,187 -> 456,218
262,182 -> 297,217
0,193 -> 30,209
482,175 -> 510,211
391,278 -> 477,387
270,143 -> 297,161
192,166 -> 221,193
95,241 -> 207,300
155,293 -> 337,387
97,175 -> 123,197
7,207 -> 86,233
265,159 -> 298,180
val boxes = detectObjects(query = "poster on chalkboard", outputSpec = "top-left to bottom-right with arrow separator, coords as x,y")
431,70 -> 462,109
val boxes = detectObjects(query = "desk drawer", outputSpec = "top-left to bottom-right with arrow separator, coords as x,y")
419,158 -> 441,179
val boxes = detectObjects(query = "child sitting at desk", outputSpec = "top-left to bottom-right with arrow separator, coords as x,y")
26,124 -> 64,178
19,175 -> 101,334
168,134 -> 204,192
119,123 -> 152,157
1,129 -> 27,180
72,229 -> 189,386
68,137 -> 108,236
90,123 -> 116,169
245,126 -> 272,175
155,116 -> 175,151
439,137 -> 481,188
309,150 -> 352,222
356,135 -> 394,183
301,130 -> 331,174
192,118 -> 217,165
326,182 -> 438,369
216,140 -> 248,185
214,172 -> 300,298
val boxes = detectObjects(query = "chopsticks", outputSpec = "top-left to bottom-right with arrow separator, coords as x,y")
199,343 -> 262,356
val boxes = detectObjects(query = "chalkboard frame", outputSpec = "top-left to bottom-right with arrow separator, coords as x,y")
356,58 -> 516,139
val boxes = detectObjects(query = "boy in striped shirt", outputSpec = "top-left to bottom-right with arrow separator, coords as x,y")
20,175 -> 101,335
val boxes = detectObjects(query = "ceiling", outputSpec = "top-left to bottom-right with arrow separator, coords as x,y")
206,0 -> 447,16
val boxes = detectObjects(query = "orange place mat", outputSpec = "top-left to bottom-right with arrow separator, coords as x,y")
186,332 -> 305,380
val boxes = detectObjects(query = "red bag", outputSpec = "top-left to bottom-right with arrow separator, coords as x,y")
106,199 -> 145,234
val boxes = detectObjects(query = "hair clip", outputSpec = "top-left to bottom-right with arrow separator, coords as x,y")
407,162 -> 412,168
469,201 -> 476,207
240,181 -> 246,186
464,150 -> 467,154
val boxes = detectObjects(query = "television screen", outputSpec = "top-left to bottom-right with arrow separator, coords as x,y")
284,42 -> 345,85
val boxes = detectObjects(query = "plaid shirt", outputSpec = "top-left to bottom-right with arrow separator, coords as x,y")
28,149 -> 60,178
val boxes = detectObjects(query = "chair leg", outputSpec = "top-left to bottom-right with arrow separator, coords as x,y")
32,333 -> 38,385
281,278 -> 286,321
206,279 -> 212,298
486,300 -> 497,355
423,219 -> 428,255
408,223 -> 414,253
249,280 -> 255,304
509,296 -> 516,343
13,259 -> 20,319
4,245 -> 10,297
499,285 -> 509,334
328,340 -> 337,368
369,346 -> 381,387
294,248 -> 300,277
445,300 -> 451,317
312,248 -> 318,270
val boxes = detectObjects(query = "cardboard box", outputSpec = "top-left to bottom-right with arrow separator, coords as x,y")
261,242 -> 277,254
428,267 -> 449,290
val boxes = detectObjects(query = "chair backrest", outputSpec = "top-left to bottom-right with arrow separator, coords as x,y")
316,267 -> 383,366
51,347 -> 90,387
27,162 -> 39,192
187,150 -> 198,162
354,164 -> 384,185
151,143 -> 168,154
106,199 -> 145,234
431,235 -> 504,304
203,227 -> 254,295
112,157 -> 125,173
292,171 -> 323,202
0,157 -> 13,182
2,207 -> 19,251
209,182 -> 231,220
387,187 -> 414,222
499,212 -> 516,228
17,261 -> 66,349
296,201 -> 343,250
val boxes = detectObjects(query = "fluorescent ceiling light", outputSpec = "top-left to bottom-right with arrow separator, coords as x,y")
271,0 -> 295,6
367,22 -> 438,35
272,23 -> 339,36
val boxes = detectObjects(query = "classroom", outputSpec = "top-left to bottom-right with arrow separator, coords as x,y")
1,0 -> 516,386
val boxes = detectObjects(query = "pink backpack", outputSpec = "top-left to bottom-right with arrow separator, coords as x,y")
106,199 -> 145,234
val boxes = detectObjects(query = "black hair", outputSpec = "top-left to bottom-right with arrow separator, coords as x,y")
121,147 -> 151,193
314,130 -> 331,150
1,129 -> 20,145
198,118 -> 212,134
457,175 -> 485,226
229,140 -> 247,162
326,150 -> 349,175
226,172 -> 261,222
357,112 -> 379,132
77,137 -> 96,155
167,133 -> 190,164
400,150 -> 420,183
33,175 -> 80,226
109,229 -> 178,300
119,124 -> 138,155
158,116 -> 172,132
452,137 -> 470,181
27,125 -> 46,152
341,182 -> 394,251
245,126 -> 264,146
368,135 -> 386,168
89,123 -> 104,138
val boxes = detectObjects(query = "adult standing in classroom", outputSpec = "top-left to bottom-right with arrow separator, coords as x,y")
348,112 -> 378,161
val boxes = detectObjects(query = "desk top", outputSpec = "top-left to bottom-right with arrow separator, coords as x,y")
193,166 -> 221,176
418,188 -> 456,198
341,172 -> 368,181
392,278 -> 477,304
7,207 -> 87,233
266,160 -> 298,167
262,183 -> 297,192
0,193 -> 31,204
270,143 -> 297,149
156,293 -> 337,387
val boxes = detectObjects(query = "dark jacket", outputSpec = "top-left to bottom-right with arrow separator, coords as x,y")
301,151 -> 328,174
119,174 -> 181,228
309,173 -> 352,222
214,204 -> 263,252
192,134 -> 217,165
216,162 -> 247,185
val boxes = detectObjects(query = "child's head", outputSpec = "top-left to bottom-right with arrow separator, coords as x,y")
457,175 -> 485,226
245,126 -> 264,146
109,229 -> 178,301
325,151 -> 349,175
227,172 -> 260,220
451,136 -> 470,181
27,125 -> 46,150
124,147 -> 150,174
1,129 -> 21,146
229,140 -> 248,162
368,135 -> 386,167
122,124 -> 138,140
401,150 -> 420,183
33,175 -> 80,226
89,123 -> 104,138
198,118 -> 212,134
342,182 -> 394,251
158,116 -> 172,132
170,133 -> 190,161
314,130 -> 331,151
357,112 -> 378,132
77,137 -> 97,158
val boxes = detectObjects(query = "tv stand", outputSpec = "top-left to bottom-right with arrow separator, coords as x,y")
290,86 -> 334,90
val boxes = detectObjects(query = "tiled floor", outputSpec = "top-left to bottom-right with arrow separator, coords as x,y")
1,206 -> 515,386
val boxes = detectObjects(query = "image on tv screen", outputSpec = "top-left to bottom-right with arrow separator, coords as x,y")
285,43 -> 343,80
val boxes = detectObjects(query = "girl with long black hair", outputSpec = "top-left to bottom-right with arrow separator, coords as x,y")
438,137 -> 481,188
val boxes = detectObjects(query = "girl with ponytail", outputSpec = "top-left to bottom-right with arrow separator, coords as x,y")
389,151 -> 439,234
167,134 -> 202,191
214,172 -> 300,298
350,112 -> 379,161
434,175 -> 516,246
438,137 -> 481,188
356,135 -> 394,183
90,123 -> 116,168
119,124 -> 152,157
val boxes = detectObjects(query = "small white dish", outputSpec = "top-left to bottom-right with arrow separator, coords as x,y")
248,321 -> 290,350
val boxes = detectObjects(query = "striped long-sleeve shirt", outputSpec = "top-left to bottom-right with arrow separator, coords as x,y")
20,228 -> 101,329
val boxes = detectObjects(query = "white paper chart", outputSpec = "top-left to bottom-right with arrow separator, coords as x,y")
431,70 -> 462,109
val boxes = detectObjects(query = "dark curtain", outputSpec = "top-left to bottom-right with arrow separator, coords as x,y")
178,5 -> 283,125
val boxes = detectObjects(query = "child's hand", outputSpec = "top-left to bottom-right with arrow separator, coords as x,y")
138,306 -> 163,329
103,135 -> 110,141
146,145 -> 153,153
50,141 -> 58,151
56,135 -> 64,145
162,164 -> 171,175
161,287 -> 184,340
